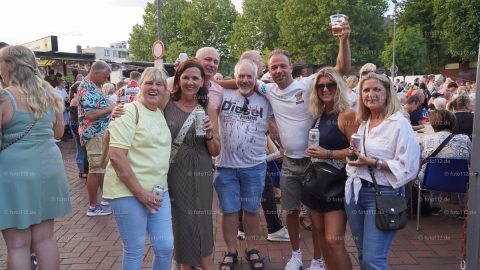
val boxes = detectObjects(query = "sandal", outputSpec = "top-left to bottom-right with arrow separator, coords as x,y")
78,172 -> 88,179
219,251 -> 238,270
245,248 -> 265,270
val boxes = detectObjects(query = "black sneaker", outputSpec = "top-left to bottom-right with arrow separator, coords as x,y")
431,207 -> 442,216
31,254 -> 38,270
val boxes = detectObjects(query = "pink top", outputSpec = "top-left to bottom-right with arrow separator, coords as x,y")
208,80 -> 224,110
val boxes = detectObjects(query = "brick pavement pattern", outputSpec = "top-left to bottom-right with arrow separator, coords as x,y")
0,141 -> 464,269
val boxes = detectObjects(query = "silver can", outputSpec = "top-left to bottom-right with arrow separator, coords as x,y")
308,129 -> 320,147
151,185 -> 164,213
348,133 -> 362,161
195,108 -> 206,137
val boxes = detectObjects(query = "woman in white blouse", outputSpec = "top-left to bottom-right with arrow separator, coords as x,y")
344,72 -> 420,270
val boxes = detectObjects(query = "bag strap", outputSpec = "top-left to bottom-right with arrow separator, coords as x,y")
421,133 -> 454,165
170,104 -> 203,161
1,119 -> 37,151
132,103 -> 139,125
362,123 -> 381,192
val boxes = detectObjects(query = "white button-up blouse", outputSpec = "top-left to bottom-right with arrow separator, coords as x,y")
345,111 -> 421,204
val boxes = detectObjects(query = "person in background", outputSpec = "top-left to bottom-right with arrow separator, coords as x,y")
77,60 -> 115,217
345,72 -> 420,269
69,85 -> 89,179
116,80 -> 128,102
101,82 -> 117,105
418,110 -> 471,218
45,69 -> 57,87
124,71 -> 141,103
345,75 -> 358,111
214,72 -> 224,81
405,94 -> 425,131
104,67 -> 174,270
55,79 -> 71,141
303,67 -> 358,270
433,97 -> 447,110
69,74 -> 84,102
0,45 -> 71,270
449,94 -> 474,141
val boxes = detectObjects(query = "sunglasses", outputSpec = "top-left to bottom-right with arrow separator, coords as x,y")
361,69 -> 386,77
316,82 -> 337,91
242,97 -> 249,112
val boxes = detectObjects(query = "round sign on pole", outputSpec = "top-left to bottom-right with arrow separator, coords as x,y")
152,40 -> 164,60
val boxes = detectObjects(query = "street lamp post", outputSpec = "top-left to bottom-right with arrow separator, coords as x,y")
391,0 -> 397,78
156,0 -> 163,67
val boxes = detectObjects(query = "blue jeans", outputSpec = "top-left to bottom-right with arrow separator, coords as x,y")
108,193 -> 174,270
344,183 -> 405,270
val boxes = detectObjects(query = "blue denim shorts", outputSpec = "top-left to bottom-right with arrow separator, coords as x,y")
214,162 -> 266,214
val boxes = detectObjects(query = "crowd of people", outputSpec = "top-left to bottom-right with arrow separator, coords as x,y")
0,15 -> 476,270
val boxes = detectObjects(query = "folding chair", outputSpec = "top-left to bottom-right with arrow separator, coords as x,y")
416,157 -> 469,230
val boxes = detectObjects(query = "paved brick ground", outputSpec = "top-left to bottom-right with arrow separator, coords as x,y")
0,141 -> 465,269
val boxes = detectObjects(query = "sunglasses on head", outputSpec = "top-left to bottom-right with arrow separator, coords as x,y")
316,82 -> 337,91
361,69 -> 386,77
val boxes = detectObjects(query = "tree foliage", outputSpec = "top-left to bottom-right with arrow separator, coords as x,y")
277,0 -> 388,66
179,0 -> 238,74
229,0 -> 284,59
433,0 -> 480,62
128,0 -> 188,62
381,25 -> 427,75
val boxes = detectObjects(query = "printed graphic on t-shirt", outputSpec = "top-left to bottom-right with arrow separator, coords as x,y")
294,91 -> 304,104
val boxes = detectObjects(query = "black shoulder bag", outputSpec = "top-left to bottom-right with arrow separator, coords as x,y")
363,126 -> 408,231
304,118 -> 347,201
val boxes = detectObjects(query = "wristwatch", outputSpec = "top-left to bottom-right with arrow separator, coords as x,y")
375,159 -> 383,170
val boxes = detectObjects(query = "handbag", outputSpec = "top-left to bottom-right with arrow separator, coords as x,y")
363,125 -> 407,231
169,104 -> 203,163
304,117 -> 347,200
101,103 -> 139,168
305,161 -> 347,200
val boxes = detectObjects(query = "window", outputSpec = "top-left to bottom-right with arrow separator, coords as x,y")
119,51 -> 128,59
113,50 -> 118,57
104,49 -> 110,57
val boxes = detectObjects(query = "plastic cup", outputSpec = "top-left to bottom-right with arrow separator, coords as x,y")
178,53 -> 188,63
330,14 -> 346,36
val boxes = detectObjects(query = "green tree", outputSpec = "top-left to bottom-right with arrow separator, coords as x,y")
128,0 -> 188,62
433,0 -> 480,62
277,0 -> 387,66
381,25 -> 427,75
179,0 -> 238,74
229,0 -> 284,59
397,0 -> 447,73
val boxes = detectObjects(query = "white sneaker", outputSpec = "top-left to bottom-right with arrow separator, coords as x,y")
100,200 -> 110,207
237,230 -> 245,240
285,253 -> 303,270
267,226 -> 290,242
306,258 -> 326,270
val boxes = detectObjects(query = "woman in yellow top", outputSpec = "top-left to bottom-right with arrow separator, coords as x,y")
103,67 -> 173,270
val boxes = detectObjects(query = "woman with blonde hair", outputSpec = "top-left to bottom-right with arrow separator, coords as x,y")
303,67 -> 358,269
346,75 -> 358,110
0,45 -> 71,270
104,67 -> 174,269
345,72 -> 419,269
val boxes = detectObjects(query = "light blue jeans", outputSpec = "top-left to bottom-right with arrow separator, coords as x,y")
344,183 -> 405,270
108,193 -> 174,270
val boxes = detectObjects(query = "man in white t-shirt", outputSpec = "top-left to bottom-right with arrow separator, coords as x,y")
257,22 -> 351,270
214,59 -> 272,269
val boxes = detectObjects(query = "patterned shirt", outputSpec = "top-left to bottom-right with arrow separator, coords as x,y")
77,78 -> 111,145
418,131 -> 472,180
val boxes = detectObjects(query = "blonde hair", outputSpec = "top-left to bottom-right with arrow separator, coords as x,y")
346,76 -> 358,89
359,63 -> 376,78
309,67 -> 350,118
0,45 -> 63,119
101,82 -> 115,96
137,67 -> 168,99
356,72 -> 401,122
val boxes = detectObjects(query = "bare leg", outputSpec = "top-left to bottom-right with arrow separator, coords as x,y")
323,210 -> 352,270
31,220 -> 60,270
244,211 -> 263,268
200,254 -> 213,269
2,227 -> 32,270
309,211 -> 325,259
87,173 -> 104,207
286,210 -> 300,250
221,212 -> 238,269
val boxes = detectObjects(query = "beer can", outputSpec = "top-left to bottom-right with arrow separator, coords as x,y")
195,108 -> 206,137
308,129 -> 320,147
151,185 -> 164,213
348,133 -> 362,161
